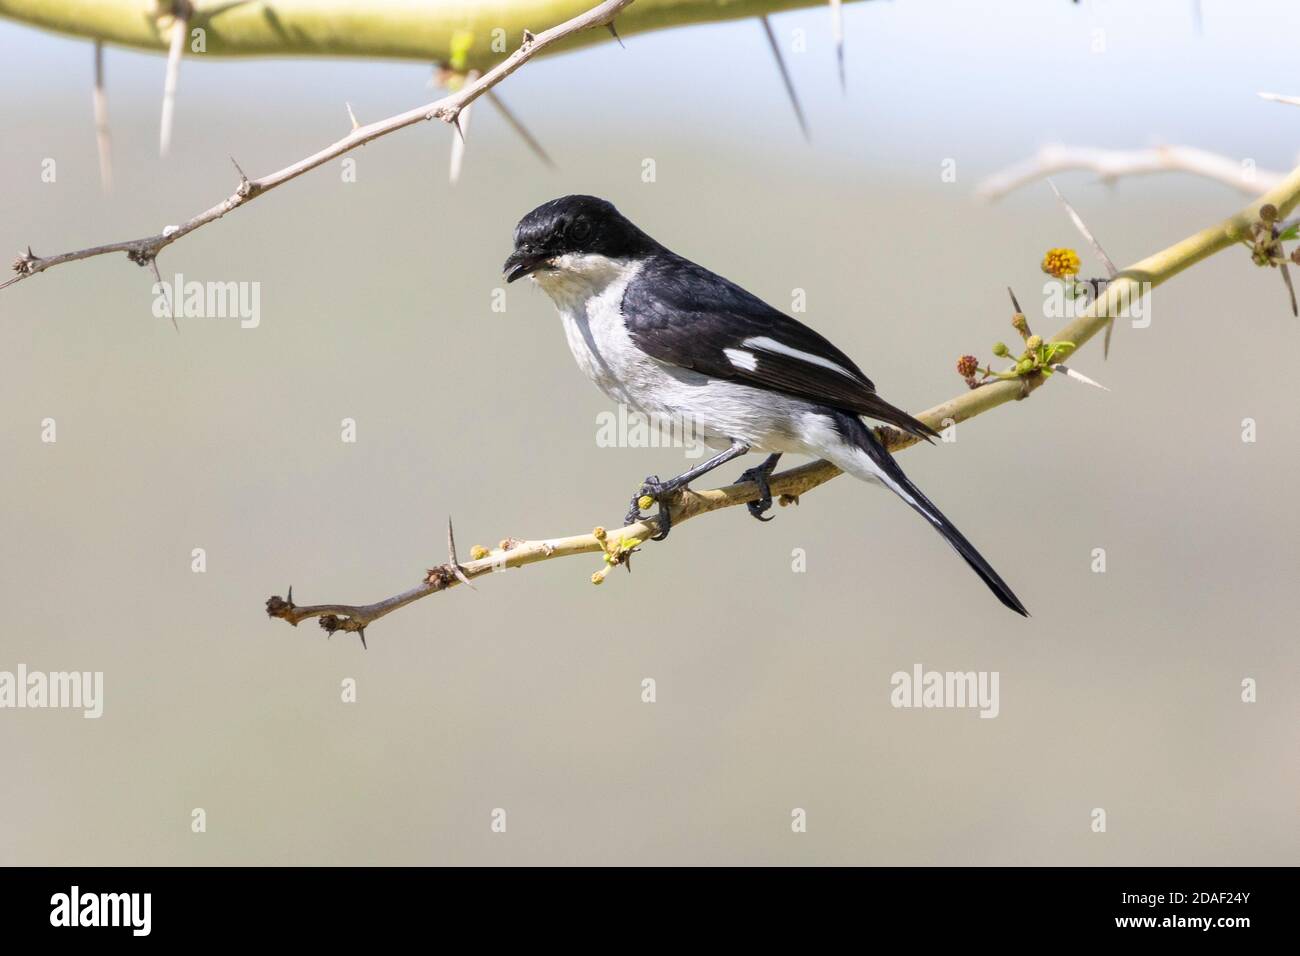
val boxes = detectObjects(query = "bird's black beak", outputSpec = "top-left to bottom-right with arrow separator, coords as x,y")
503,249 -> 551,283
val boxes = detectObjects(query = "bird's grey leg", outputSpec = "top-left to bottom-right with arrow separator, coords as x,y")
626,441 -> 750,540
736,453 -> 782,522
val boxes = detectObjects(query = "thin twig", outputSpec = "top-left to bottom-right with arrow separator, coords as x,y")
2,0 -> 635,293
1258,91 -> 1300,108
977,143 -> 1280,201
266,162 -> 1300,644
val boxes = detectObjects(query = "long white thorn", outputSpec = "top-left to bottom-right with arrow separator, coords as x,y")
159,6 -> 189,158
92,41 -> 113,193
829,0 -> 845,92
1048,178 -> 1120,358
1051,364 -> 1110,391
448,71 -> 479,185
1047,178 -> 1118,279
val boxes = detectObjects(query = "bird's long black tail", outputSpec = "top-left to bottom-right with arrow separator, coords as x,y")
829,410 -> 1029,617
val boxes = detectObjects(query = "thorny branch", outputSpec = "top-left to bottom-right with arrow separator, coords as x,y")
1,0 -> 634,292
266,162 -> 1300,646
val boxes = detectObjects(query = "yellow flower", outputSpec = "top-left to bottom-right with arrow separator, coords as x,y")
1042,247 -> 1081,278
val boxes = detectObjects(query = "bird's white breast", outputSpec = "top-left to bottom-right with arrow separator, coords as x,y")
531,253 -> 816,455
532,254 -> 654,409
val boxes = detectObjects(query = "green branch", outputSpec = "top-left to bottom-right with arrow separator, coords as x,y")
0,0 -> 861,68
266,160 -> 1300,642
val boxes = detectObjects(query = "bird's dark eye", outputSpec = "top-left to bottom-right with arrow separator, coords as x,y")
569,219 -> 592,242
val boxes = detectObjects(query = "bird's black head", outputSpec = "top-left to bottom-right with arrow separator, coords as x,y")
503,195 -> 658,282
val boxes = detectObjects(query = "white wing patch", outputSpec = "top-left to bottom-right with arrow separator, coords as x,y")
723,348 -> 758,371
743,335 -> 858,379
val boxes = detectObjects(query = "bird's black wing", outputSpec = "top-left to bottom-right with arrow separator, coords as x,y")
622,253 -> 937,440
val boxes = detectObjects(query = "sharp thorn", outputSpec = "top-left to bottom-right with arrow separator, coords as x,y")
287,585 -> 294,605
485,89 -> 556,169
759,16 -> 809,142
446,517 -> 477,590
358,627 -> 367,650
1279,260 -> 1298,316
230,156 -> 250,184
607,21 -> 625,48
1052,363 -> 1111,391
148,257 -> 177,332
829,0 -> 845,92
93,40 -> 113,193
346,101 -> 360,130
159,10 -> 186,158
1007,286 -> 1023,314
1047,178 -> 1119,278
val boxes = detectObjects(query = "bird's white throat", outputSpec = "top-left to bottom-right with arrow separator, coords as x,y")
530,252 -> 636,312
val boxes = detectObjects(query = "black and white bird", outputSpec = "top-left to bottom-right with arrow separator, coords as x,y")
504,195 -> 1028,616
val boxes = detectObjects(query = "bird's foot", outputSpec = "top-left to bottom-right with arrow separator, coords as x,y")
737,454 -> 781,522
625,475 -> 678,541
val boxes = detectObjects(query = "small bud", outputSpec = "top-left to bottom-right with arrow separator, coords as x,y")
637,495 -> 654,511
591,570 -> 605,585
964,376 -> 980,390
1026,335 -> 1042,350
593,526 -> 607,542
1259,203 -> 1278,223
1011,313 -> 1029,334
1017,358 -> 1034,374
956,355 -> 979,378
469,544 -> 489,561
992,342 -> 1009,357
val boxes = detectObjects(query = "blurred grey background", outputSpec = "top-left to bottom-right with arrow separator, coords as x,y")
0,0 -> 1296,865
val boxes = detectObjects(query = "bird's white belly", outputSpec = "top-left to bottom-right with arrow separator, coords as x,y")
536,258 -> 812,455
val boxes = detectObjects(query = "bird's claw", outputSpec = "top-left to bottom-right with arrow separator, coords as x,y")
626,475 -> 674,541
738,464 -> 775,522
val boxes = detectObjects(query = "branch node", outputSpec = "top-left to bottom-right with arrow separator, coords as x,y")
266,593 -> 297,624
230,157 -> 259,198
12,248 -> 39,276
